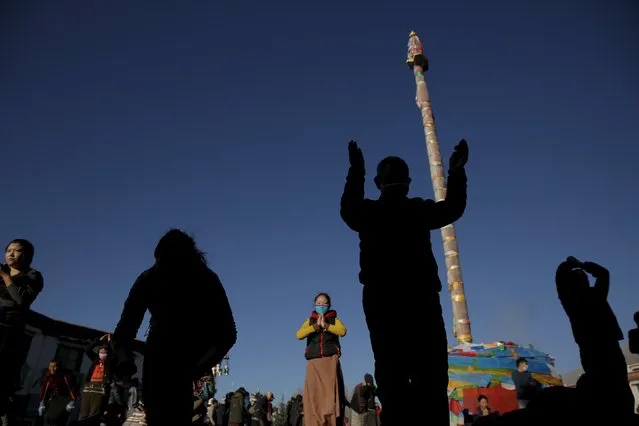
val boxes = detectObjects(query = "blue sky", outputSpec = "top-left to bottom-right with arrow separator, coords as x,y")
2,0 -> 637,400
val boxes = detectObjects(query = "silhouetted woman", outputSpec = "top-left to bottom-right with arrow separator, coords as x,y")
0,239 -> 44,424
113,229 -> 237,426
296,292 -> 347,426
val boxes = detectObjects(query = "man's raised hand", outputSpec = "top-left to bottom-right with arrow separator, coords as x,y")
581,261 -> 609,279
449,139 -> 469,173
348,140 -> 365,171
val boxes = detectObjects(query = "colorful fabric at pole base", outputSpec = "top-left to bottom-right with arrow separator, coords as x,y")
446,341 -> 562,425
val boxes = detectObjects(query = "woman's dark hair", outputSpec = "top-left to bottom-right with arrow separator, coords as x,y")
153,229 -> 207,267
5,238 -> 35,266
516,357 -> 527,367
314,292 -> 331,307
478,394 -> 488,402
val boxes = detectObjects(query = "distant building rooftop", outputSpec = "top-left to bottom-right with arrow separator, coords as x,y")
26,310 -> 146,354
562,343 -> 639,387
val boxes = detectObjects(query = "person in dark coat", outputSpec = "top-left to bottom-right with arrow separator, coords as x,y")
78,334 -> 113,424
340,139 -> 469,426
474,258 -> 638,426
228,388 -> 249,426
112,229 -> 237,426
511,358 -> 539,409
0,239 -> 44,424
555,257 -> 634,418
39,360 -> 78,426
475,395 -> 493,418
349,374 -> 376,426
289,395 -> 303,426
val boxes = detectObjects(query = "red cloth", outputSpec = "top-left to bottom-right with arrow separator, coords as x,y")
90,362 -> 105,382
462,387 -> 518,415
449,399 -> 463,416
40,371 -> 78,401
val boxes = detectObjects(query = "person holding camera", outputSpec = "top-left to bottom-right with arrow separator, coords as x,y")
555,257 -> 634,419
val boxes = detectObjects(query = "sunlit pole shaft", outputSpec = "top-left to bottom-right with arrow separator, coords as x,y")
407,31 -> 472,344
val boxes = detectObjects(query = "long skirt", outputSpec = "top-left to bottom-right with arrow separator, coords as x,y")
43,395 -> 70,426
303,355 -> 344,426
78,384 -> 106,423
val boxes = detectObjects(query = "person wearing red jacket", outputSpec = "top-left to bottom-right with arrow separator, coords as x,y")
39,360 -> 78,426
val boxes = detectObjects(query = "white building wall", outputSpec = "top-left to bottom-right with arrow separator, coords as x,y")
19,326 -> 60,397
629,363 -> 639,409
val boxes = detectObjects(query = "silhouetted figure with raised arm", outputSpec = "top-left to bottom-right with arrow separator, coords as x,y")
475,258 -> 636,426
340,139 -> 469,426
555,257 -> 633,418
112,229 -> 237,426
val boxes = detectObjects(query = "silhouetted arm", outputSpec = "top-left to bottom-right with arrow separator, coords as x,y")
84,338 -> 101,362
340,165 -> 366,232
296,319 -> 317,340
417,168 -> 467,230
351,384 -> 362,402
581,261 -> 609,299
555,260 -> 580,311
113,271 -> 150,348
3,269 -> 43,308
208,271 -> 237,361
327,318 -> 347,337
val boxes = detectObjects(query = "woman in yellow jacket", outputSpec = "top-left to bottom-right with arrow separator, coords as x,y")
296,292 -> 347,426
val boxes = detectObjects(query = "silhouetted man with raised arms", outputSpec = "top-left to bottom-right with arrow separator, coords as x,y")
340,139 -> 469,426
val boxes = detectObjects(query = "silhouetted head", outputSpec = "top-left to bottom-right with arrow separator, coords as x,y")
374,156 -> 411,197
154,229 -> 207,269
5,239 -> 34,271
516,357 -> 528,372
478,395 -> 488,408
314,292 -> 331,315
567,268 -> 590,291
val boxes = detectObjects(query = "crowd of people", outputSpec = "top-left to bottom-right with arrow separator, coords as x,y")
0,139 -> 638,426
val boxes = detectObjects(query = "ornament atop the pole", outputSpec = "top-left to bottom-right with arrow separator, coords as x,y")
406,30 -> 429,71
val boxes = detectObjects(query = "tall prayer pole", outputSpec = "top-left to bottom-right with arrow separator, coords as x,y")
406,31 -> 473,344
